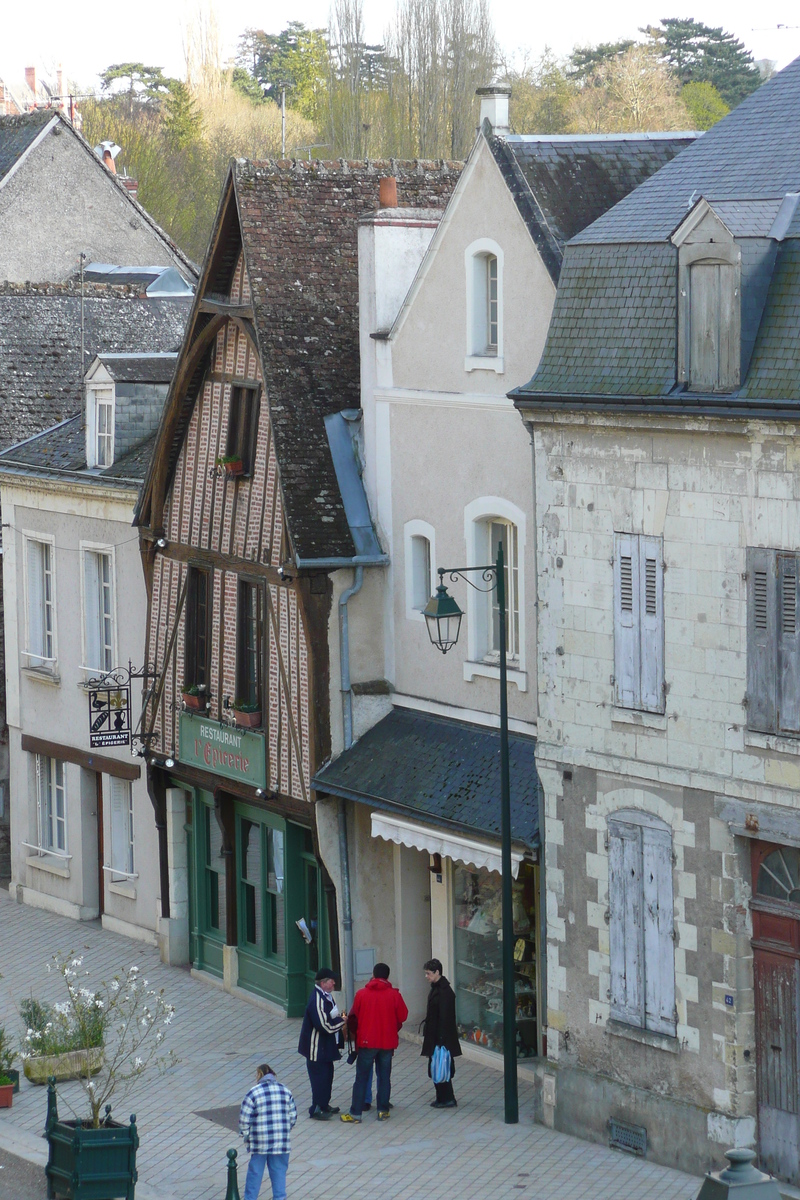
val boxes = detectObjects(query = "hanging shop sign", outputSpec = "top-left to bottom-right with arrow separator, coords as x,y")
88,686 -> 132,748
179,712 -> 267,789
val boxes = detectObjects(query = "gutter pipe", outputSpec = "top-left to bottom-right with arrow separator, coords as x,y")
337,565 -> 364,1006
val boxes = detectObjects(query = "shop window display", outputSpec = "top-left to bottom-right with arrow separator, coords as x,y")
453,861 -> 538,1057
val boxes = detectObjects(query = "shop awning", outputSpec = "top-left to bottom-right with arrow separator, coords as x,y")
313,707 -> 539,853
370,811 -> 525,877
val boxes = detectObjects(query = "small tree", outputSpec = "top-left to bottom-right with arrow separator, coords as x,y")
26,954 -> 176,1130
681,80 -> 729,130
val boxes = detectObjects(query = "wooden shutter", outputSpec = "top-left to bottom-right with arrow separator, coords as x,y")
747,547 -> 777,733
614,534 -> 641,709
83,552 -> 101,670
27,540 -> 44,662
777,553 -> 800,734
639,536 -> 664,713
110,778 -> 132,874
690,263 -> 718,391
608,820 -> 644,1027
642,825 -> 676,1035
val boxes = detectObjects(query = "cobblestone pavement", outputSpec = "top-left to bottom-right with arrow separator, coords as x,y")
0,890 -> 701,1200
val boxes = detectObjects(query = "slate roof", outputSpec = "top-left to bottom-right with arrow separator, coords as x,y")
313,707 -> 540,850
0,110 -> 52,183
490,131 -> 697,283
0,285 -> 189,449
0,414 -> 158,484
513,55 -> 800,412
97,353 -> 178,383
573,56 -> 800,246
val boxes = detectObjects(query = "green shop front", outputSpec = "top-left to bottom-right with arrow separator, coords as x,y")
175,713 -> 331,1016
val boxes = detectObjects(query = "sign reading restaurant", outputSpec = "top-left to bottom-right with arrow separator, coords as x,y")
179,712 -> 267,789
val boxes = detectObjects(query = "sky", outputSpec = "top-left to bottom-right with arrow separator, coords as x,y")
3,0 -> 800,93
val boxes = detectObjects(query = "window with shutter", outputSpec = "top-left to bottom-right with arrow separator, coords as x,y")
614,533 -> 664,713
26,538 -> 55,668
37,756 -> 66,853
688,261 -> 738,392
110,778 -> 134,875
83,550 -> 114,672
745,547 -> 800,736
609,813 -> 676,1035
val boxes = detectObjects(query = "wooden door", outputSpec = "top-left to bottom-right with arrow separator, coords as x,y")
752,842 -> 800,1184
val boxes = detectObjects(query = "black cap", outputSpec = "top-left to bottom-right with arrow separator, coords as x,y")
315,968 -> 336,983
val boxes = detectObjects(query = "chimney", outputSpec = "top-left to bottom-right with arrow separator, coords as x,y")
102,149 -> 117,174
25,66 -> 36,96
57,65 -> 64,100
379,176 -> 398,208
121,177 -> 138,200
476,84 -> 511,137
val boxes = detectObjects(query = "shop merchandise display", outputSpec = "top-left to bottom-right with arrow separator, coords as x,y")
453,862 -> 538,1057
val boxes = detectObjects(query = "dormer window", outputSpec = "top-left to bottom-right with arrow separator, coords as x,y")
86,386 -> 115,468
672,200 -> 741,394
465,238 -> 504,373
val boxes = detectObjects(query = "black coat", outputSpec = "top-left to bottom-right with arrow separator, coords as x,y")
421,977 -> 462,1059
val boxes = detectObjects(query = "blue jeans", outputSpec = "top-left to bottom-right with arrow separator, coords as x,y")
350,1048 -> 393,1116
243,1152 -> 290,1200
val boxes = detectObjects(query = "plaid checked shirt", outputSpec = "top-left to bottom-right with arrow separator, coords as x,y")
239,1075 -> 298,1155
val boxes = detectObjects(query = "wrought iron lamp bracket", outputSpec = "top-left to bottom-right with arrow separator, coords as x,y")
438,564 -> 498,594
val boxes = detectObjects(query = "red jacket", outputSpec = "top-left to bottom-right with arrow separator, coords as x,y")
348,978 -> 409,1050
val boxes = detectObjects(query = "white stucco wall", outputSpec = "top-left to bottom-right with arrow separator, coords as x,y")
2,474 -> 159,938
0,119 -> 190,283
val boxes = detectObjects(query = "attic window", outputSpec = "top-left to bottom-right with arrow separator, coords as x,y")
86,386 -> 115,468
673,204 -> 741,394
464,239 -> 504,373
226,386 -> 260,475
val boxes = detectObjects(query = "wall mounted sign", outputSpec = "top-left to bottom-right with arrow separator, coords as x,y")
179,712 -> 266,789
88,687 -> 131,747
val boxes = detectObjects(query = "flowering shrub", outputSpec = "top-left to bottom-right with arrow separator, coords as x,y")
22,953 -> 176,1128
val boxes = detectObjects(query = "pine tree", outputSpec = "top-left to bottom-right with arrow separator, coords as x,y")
643,18 -> 761,108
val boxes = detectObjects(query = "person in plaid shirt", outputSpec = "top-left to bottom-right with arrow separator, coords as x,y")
239,1064 -> 298,1200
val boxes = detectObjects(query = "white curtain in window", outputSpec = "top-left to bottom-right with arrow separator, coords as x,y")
27,540 -> 53,665
84,551 -> 114,671
110,777 -> 134,874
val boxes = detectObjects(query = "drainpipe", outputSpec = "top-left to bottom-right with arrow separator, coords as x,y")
337,566 -> 363,1006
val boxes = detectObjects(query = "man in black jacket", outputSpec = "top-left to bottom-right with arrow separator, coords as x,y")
421,958 -> 462,1108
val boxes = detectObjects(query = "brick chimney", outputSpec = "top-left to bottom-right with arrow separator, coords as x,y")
56,65 -> 64,100
25,66 -> 36,96
379,176 -> 398,208
121,177 -> 138,200
102,149 -> 117,174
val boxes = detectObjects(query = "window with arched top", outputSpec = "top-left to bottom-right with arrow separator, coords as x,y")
756,846 -> 800,905
464,239 -> 504,372
462,498 -> 526,689
404,520 -> 436,622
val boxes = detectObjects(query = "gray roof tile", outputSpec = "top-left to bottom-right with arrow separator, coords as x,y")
0,110 -> 52,183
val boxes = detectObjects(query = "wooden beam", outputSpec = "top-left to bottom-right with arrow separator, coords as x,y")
199,299 -> 254,319
154,540 -> 287,586
21,735 -> 141,780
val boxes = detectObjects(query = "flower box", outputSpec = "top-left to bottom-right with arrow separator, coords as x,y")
24,1046 -> 104,1086
233,709 -> 262,728
181,691 -> 206,712
45,1082 -> 138,1200
217,457 -> 244,477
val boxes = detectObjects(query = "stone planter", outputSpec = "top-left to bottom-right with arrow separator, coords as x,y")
45,1080 -> 138,1200
25,1046 -> 104,1085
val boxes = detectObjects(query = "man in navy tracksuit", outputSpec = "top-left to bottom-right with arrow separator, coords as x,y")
297,967 -> 347,1119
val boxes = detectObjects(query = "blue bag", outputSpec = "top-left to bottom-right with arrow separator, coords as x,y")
431,1044 -> 451,1084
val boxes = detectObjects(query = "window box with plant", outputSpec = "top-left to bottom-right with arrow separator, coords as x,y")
25,953 -> 175,1200
20,994 -> 105,1085
232,699 -> 262,728
181,684 -> 208,712
217,454 -> 244,477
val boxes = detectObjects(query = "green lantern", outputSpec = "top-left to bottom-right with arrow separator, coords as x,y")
423,582 -> 463,654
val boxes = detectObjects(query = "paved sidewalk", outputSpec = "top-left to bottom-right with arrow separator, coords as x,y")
0,890 -> 700,1200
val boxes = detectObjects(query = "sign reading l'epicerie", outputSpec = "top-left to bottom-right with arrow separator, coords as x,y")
179,712 -> 266,788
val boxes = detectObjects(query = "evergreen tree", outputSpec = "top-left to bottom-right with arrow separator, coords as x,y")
569,40 -> 634,81
643,18 -> 762,108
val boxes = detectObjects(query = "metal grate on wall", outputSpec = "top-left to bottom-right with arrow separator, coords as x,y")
608,1117 -> 647,1157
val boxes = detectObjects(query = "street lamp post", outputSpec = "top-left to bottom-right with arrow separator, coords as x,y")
423,543 -> 518,1125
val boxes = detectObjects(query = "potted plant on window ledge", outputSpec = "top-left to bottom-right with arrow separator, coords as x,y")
36,952 -> 176,1200
181,684 -> 208,712
217,454 -> 244,477
232,700 -> 261,728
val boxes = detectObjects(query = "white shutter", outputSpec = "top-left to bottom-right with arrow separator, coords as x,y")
639,536 -> 664,713
27,540 -> 44,662
747,547 -> 777,733
608,820 -> 644,1026
83,552 -> 101,670
110,778 -> 132,874
614,533 -> 641,709
643,825 -> 676,1035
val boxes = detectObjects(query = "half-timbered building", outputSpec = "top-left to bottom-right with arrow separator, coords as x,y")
135,158 -> 459,1015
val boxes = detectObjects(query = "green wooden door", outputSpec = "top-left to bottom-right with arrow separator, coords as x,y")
235,804 -> 289,1007
192,791 -> 225,978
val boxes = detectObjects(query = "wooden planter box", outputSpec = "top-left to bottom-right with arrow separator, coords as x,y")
25,1047 -> 104,1086
0,1081 -> 13,1107
45,1082 -> 138,1200
233,709 -> 262,728
222,459 -> 244,477
181,692 -> 206,712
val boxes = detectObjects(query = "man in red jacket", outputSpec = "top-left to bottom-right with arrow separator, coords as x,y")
340,963 -> 408,1123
